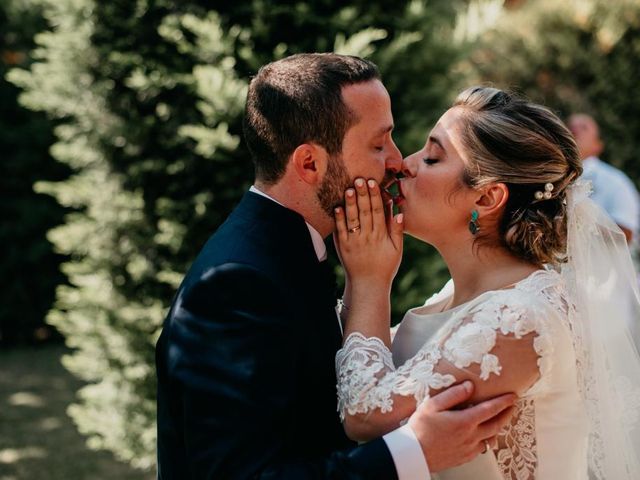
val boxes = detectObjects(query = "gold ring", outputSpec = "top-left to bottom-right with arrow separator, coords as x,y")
482,440 -> 491,454
348,225 -> 361,233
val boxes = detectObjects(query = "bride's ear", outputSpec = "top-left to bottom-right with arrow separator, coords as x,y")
475,183 -> 509,217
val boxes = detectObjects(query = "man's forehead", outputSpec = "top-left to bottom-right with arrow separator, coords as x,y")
342,80 -> 390,108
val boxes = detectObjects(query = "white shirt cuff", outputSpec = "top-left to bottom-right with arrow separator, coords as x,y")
383,423 -> 431,480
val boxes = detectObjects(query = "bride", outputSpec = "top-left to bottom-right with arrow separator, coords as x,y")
333,86 -> 640,479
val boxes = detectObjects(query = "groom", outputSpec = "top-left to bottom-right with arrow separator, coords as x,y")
155,53 -> 515,479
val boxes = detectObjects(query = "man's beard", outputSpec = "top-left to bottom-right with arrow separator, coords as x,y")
317,154 -> 351,217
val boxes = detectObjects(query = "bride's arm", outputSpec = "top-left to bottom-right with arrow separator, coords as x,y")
338,319 -> 542,441
332,178 -> 406,439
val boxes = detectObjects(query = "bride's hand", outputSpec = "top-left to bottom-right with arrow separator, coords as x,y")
334,178 -> 404,288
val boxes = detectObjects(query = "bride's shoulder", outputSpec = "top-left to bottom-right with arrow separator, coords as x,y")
516,268 -> 572,314
479,268 -> 571,318
412,279 -> 454,314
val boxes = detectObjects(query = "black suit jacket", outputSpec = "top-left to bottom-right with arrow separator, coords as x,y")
156,191 -> 398,479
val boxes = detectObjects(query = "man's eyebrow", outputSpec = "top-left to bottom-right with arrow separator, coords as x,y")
373,125 -> 394,137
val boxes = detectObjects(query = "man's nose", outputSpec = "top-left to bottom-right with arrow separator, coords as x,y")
385,140 -> 403,173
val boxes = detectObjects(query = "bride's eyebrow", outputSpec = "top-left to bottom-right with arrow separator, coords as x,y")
427,135 -> 444,150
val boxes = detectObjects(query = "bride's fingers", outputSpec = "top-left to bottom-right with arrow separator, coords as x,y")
345,188 -> 361,234
334,207 -> 348,244
390,213 -> 404,251
368,180 -> 385,234
355,178 -> 373,234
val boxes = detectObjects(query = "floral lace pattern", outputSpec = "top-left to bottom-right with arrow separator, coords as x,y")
336,333 -> 456,420
495,398 -> 537,480
441,301 -> 543,382
336,269 -> 571,480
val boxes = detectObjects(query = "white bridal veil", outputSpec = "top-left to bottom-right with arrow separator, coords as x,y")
562,180 -> 640,479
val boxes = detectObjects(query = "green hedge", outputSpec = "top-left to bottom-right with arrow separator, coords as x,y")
0,0 -> 67,345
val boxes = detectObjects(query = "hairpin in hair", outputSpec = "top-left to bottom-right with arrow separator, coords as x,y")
534,182 -> 554,200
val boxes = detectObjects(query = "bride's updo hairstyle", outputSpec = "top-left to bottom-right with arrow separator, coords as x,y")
453,86 -> 582,265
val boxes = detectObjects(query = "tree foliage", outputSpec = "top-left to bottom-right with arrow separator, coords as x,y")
460,0 -> 640,181
0,0 -> 66,345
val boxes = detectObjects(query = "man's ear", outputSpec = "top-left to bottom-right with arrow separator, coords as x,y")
291,143 -> 328,185
475,183 -> 509,217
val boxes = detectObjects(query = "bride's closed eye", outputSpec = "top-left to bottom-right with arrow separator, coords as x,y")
423,157 -> 439,165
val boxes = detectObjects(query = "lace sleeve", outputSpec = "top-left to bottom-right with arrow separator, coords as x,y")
336,333 -> 456,419
336,289 -> 555,421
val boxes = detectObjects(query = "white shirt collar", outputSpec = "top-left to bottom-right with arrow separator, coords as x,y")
249,186 -> 327,262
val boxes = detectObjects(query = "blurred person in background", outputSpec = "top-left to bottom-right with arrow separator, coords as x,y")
567,113 -> 640,244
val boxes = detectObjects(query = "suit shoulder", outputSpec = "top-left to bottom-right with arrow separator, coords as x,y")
184,262 -> 287,311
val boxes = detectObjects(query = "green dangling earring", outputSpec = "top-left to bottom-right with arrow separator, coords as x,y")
469,210 -> 480,235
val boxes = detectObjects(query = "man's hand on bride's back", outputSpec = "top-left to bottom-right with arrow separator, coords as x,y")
334,178 -> 403,286
408,381 -> 516,473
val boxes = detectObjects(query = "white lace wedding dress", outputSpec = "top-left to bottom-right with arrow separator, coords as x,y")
337,269 -> 591,480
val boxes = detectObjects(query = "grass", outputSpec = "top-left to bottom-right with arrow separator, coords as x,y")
0,344 -> 154,480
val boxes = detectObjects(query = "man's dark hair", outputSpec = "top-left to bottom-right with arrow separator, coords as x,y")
243,53 -> 380,184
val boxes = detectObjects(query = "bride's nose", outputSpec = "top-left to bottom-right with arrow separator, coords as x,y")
401,155 -> 417,178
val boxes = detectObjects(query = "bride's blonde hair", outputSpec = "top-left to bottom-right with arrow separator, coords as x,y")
453,86 -> 582,265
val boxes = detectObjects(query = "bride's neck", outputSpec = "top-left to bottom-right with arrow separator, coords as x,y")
438,241 -> 539,308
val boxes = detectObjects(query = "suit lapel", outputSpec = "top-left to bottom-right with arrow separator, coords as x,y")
228,191 -> 341,337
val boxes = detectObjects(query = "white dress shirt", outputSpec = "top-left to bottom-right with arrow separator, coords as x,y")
581,156 -> 640,234
249,185 -> 431,480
